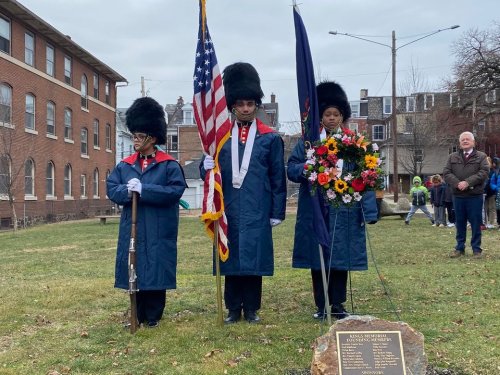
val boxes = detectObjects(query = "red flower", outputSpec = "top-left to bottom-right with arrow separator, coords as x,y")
351,177 -> 366,192
316,145 -> 328,156
317,172 -> 331,186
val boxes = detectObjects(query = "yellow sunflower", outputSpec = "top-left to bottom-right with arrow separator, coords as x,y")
334,179 -> 349,194
325,137 -> 338,154
365,155 -> 378,169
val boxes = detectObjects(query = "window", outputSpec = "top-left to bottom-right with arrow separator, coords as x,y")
81,128 -> 88,155
46,161 -> 55,197
350,103 -> 359,118
93,73 -> 99,99
183,109 -> 193,124
0,155 -> 10,195
64,108 -> 72,139
450,93 -> 460,107
80,174 -> 87,197
485,90 -> 496,103
105,123 -> 111,149
93,119 -> 99,147
372,125 -> 385,141
414,149 -> 423,163
0,16 -> 10,54
93,168 -> 99,198
383,97 -> 392,114
64,164 -> 72,196
25,94 -> 35,130
46,45 -> 54,76
0,83 -> 12,124
449,145 -> 458,154
81,75 -> 88,109
168,134 -> 178,151
24,32 -> 34,66
424,94 -> 434,110
105,81 -> 110,104
406,96 -> 415,112
47,101 -> 55,135
360,102 -> 368,117
404,116 -> 414,133
64,56 -> 72,85
477,120 -> 486,131
348,122 -> 358,133
24,159 -> 35,195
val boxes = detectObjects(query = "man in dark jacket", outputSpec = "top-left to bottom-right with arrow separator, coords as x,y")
107,97 -> 187,328
443,131 -> 489,258
200,62 -> 287,324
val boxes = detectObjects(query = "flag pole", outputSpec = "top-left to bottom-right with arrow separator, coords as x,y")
213,220 -> 224,326
318,245 -> 332,326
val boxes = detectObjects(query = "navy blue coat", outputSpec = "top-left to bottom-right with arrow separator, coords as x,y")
106,151 -> 187,290
200,120 -> 287,276
287,140 -> 378,271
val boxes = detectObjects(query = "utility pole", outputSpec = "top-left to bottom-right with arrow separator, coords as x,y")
141,76 -> 146,97
391,31 -> 399,201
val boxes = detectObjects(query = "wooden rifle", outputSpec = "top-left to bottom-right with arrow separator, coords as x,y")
128,191 -> 139,333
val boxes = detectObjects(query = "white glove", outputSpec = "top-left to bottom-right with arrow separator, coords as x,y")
203,155 -> 215,170
127,178 -> 142,195
270,218 -> 282,227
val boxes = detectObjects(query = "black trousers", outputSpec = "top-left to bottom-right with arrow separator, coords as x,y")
136,290 -> 166,324
445,201 -> 455,223
224,275 -> 262,312
311,269 -> 348,309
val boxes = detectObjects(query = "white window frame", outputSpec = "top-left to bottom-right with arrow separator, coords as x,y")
25,94 -> 35,130
64,108 -> 72,140
80,174 -> 87,198
350,102 -> 360,118
0,83 -> 12,126
64,56 -> 72,85
46,161 -> 55,198
93,168 -> 99,198
46,44 -> 54,76
477,120 -> 486,131
81,75 -> 88,109
372,124 -> 385,141
24,31 -> 34,66
24,158 -> 35,197
93,73 -> 99,99
450,93 -> 460,107
0,155 -> 11,197
348,122 -> 358,133
0,16 -> 11,54
485,90 -> 496,104
93,119 -> 99,148
406,96 -> 415,112
81,128 -> 88,156
424,94 -> 434,110
64,164 -> 72,197
383,97 -> 392,115
47,101 -> 55,135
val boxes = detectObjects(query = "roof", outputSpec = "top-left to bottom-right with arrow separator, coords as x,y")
0,0 -> 127,83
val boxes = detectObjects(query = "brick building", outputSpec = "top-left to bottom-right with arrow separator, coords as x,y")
0,1 -> 126,228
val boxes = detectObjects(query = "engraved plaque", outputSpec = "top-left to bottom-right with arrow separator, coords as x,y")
336,331 -> 406,375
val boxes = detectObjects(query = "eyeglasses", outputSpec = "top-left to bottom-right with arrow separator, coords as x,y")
132,133 -> 148,141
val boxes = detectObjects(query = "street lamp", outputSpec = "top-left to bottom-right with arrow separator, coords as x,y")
329,25 -> 459,202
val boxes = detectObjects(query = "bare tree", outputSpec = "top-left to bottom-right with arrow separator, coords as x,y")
397,63 -> 438,176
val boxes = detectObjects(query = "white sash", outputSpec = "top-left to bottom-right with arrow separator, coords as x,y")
231,120 -> 257,188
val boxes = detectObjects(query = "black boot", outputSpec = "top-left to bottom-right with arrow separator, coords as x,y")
331,304 -> 349,320
243,310 -> 261,323
224,309 -> 241,324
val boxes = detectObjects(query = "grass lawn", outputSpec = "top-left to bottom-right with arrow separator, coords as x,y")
0,215 -> 498,374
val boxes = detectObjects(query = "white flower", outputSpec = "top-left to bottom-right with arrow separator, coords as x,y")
326,189 -> 337,199
308,172 -> 318,182
305,157 -> 316,165
344,173 -> 353,182
306,148 -> 315,158
342,194 -> 353,203
353,192 -> 362,201
372,143 -> 379,151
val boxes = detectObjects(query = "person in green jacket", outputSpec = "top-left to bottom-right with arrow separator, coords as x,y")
404,176 -> 435,225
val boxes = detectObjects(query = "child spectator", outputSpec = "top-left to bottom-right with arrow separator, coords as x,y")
405,176 -> 434,225
430,174 -> 446,227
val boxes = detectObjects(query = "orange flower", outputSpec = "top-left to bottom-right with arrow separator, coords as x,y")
365,155 -> 378,169
317,172 -> 331,186
355,135 -> 370,151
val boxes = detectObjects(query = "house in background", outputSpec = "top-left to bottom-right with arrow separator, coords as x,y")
0,0 -> 126,228
115,107 -> 133,164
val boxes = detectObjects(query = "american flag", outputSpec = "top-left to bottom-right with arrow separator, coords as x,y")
193,0 -> 231,261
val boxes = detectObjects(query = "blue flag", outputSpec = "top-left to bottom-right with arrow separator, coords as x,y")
293,5 -> 330,248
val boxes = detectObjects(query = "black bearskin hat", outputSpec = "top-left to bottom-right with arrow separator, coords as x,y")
223,62 -> 264,110
126,97 -> 167,145
316,81 -> 351,121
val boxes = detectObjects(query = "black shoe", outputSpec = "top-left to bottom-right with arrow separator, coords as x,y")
146,320 -> 159,328
313,309 -> 325,320
331,304 -> 349,320
244,310 -> 261,323
405,220 -> 409,225
224,310 -> 241,324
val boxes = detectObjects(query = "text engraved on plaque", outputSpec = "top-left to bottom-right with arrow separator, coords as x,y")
336,331 -> 407,375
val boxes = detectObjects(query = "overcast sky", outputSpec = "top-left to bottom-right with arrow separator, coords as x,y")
19,0 -> 499,133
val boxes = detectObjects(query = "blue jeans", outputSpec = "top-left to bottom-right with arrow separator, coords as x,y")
453,195 -> 483,253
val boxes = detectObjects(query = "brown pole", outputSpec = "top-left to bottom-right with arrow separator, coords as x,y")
392,30 -> 399,202
128,191 -> 139,333
214,221 -> 224,327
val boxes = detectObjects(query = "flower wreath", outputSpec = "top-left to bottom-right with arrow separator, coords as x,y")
303,127 -> 385,207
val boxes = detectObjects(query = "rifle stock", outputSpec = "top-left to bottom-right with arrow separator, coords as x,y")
128,191 -> 139,333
